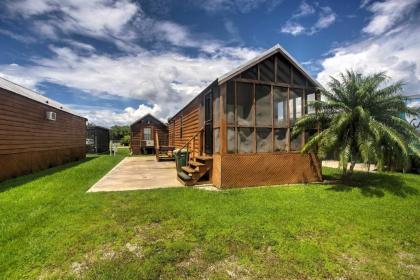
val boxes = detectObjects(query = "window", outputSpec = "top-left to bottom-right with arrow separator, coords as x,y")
259,57 -> 274,82
256,128 -> 272,152
293,69 -> 306,86
227,81 -> 235,125
227,127 -> 235,153
290,129 -> 302,151
276,55 -> 290,84
236,82 -> 254,126
273,87 -> 288,127
214,128 -> 220,153
242,65 -> 258,80
305,91 -> 316,114
143,127 -> 152,140
274,128 -> 288,152
255,84 -> 272,126
289,89 -> 303,124
238,128 -> 254,153
213,90 -> 220,127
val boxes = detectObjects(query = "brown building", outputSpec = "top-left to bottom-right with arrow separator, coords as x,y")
130,114 -> 169,154
168,44 -> 323,188
0,77 -> 87,182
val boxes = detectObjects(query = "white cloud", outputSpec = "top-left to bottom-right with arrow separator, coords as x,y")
362,0 -> 419,35
70,104 -> 163,127
4,0 -> 223,53
280,22 -> 306,35
312,7 -> 336,31
280,1 -> 336,36
195,0 -> 283,14
0,45 -> 261,124
293,1 -> 315,18
317,22 -> 420,96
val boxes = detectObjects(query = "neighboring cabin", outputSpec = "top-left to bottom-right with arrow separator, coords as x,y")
0,77 -> 87,182
86,126 -> 110,154
168,44 -> 323,188
130,114 -> 169,155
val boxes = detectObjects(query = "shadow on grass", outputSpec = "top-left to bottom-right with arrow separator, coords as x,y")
324,171 -> 418,198
0,156 -> 97,193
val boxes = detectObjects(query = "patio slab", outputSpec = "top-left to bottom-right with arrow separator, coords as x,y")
88,156 -> 183,192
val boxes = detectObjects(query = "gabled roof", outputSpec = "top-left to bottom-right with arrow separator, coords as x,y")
0,76 -> 85,118
217,44 -> 322,88
130,113 -> 167,127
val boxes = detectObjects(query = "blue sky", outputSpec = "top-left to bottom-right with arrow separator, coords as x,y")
0,0 -> 419,127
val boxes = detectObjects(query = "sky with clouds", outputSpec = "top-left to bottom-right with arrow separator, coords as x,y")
0,0 -> 419,127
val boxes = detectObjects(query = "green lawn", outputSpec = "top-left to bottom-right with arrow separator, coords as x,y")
0,151 -> 419,279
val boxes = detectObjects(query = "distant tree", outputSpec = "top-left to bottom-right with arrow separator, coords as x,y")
121,135 -> 131,146
110,125 -> 130,141
292,70 -> 420,174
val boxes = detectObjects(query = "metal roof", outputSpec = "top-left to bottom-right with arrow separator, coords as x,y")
0,76 -> 84,118
218,44 -> 323,88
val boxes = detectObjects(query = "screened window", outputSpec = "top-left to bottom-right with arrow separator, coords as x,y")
273,87 -> 288,127
289,89 -> 303,124
290,129 -> 302,151
214,128 -> 220,153
242,65 -> 258,80
238,128 -> 254,153
276,55 -> 290,84
256,84 -> 272,126
227,127 -> 235,153
305,92 -> 316,114
259,57 -> 275,82
227,81 -> 235,125
143,128 -> 152,140
236,82 -> 254,126
274,128 -> 288,152
256,128 -> 272,152
213,90 -> 220,127
293,69 -> 306,87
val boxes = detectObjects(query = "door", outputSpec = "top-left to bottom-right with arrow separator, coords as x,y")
204,91 -> 213,154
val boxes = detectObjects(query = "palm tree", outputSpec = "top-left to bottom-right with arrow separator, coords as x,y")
292,70 -> 420,174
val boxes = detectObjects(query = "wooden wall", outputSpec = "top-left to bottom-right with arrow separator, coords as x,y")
130,116 -> 168,155
0,88 -> 86,181
168,98 -> 202,156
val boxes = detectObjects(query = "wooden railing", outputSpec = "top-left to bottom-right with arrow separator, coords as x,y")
179,128 -> 204,162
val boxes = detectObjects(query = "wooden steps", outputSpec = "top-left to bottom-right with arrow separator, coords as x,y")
178,155 -> 213,186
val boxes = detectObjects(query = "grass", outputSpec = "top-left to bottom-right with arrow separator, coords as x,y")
0,151 -> 419,279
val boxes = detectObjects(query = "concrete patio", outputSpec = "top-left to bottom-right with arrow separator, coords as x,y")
87,156 -> 183,192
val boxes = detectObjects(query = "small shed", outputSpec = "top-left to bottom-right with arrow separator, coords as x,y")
0,77 -> 87,182
130,114 -> 169,154
86,126 -> 110,154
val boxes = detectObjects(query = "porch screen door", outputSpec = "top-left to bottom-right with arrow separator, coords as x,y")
204,92 -> 213,154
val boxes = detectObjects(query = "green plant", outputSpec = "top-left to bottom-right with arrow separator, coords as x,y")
293,70 -> 420,173
121,135 -> 131,146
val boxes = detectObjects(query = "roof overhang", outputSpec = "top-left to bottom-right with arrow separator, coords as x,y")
217,44 -> 323,89
0,76 -> 86,119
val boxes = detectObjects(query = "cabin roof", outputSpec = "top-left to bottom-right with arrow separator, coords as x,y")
130,113 -> 167,127
218,44 -> 322,87
0,76 -> 85,118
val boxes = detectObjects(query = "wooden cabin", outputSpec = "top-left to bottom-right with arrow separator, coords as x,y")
168,44 -> 323,188
130,114 -> 169,155
0,77 -> 87,182
86,126 -> 110,154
